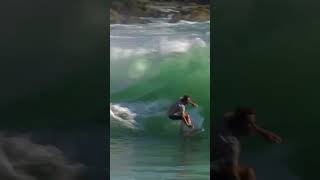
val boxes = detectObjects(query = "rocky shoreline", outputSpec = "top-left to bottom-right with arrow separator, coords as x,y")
110,0 -> 210,24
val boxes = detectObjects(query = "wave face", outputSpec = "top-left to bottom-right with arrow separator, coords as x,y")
110,21 -> 210,137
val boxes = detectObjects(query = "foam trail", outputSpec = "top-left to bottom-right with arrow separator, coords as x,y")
110,100 -> 206,137
110,100 -> 170,129
110,104 -> 138,129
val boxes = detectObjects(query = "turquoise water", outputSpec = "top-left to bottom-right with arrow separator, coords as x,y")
110,20 -> 210,179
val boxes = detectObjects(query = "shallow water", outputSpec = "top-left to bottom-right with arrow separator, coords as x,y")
111,137 -> 209,180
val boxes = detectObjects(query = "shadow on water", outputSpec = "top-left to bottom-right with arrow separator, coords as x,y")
214,0 -> 320,179
0,0 -> 108,179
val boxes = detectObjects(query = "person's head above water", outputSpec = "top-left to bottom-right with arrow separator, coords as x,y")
227,107 -> 257,136
180,95 -> 191,105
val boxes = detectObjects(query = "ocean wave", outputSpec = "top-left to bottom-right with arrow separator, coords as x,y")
110,101 -> 205,137
110,20 -> 210,137
111,37 -> 207,61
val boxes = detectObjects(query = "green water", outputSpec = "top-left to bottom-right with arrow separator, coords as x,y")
111,47 -> 210,122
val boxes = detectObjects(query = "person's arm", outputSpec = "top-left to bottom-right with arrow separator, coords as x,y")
188,99 -> 198,107
254,125 -> 283,144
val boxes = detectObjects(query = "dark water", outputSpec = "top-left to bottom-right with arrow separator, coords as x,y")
213,0 -> 320,179
0,1 -> 108,179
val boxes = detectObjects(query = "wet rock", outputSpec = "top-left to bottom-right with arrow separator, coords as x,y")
169,6 -> 210,23
110,0 -> 210,24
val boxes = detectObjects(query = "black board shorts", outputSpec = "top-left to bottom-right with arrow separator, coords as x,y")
168,115 -> 183,120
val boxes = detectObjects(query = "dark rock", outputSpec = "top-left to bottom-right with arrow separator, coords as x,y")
110,0 -> 210,24
110,8 -> 152,24
185,7 -> 210,22
122,16 -> 152,24
169,6 -> 210,23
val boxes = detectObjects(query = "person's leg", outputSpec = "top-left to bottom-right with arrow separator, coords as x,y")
183,113 -> 193,127
238,166 -> 256,180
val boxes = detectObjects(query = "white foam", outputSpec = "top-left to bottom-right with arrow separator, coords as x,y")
110,24 -> 144,29
110,47 -> 154,60
110,20 -> 209,62
111,37 -> 206,60
159,37 -> 206,54
110,100 -> 171,129
191,37 -> 207,47
110,104 -> 138,129
159,38 -> 192,54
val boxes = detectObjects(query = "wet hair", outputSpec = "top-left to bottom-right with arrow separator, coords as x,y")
227,107 -> 256,131
180,95 -> 190,102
